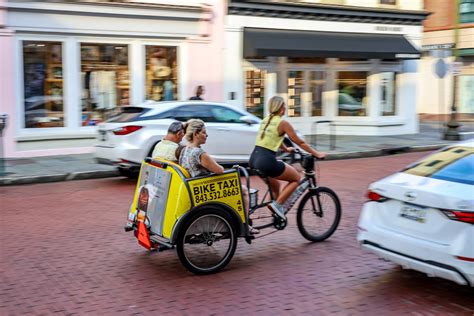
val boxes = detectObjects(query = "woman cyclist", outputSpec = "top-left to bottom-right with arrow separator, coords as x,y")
249,96 -> 327,220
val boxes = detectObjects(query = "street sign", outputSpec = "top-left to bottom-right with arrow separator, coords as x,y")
449,62 -> 463,76
434,59 -> 448,79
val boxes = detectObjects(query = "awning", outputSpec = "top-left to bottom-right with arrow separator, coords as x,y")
243,28 -> 420,59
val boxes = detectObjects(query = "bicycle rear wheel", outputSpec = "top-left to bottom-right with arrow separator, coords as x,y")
296,187 -> 341,242
176,208 -> 237,275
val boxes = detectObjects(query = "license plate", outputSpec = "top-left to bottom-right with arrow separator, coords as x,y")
99,130 -> 108,141
400,204 -> 427,223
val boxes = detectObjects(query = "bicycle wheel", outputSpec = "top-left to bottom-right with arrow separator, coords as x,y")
176,208 -> 237,275
296,187 -> 341,242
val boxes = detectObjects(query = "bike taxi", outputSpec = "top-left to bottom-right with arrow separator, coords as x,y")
126,152 -> 341,275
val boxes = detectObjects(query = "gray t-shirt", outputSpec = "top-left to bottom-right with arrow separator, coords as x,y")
179,146 -> 209,178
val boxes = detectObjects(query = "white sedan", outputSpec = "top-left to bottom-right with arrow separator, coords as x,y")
357,140 -> 474,286
95,101 -> 277,175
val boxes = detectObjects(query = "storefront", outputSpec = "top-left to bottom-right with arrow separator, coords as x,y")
3,0 -> 218,157
224,1 -> 427,136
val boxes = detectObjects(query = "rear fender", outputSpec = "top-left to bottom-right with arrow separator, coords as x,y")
169,202 -> 245,243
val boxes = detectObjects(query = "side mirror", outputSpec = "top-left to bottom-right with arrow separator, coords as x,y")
240,115 -> 258,125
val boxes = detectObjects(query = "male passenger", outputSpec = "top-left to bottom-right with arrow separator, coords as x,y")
151,121 -> 184,162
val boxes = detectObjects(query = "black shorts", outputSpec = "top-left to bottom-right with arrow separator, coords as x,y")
249,146 -> 285,178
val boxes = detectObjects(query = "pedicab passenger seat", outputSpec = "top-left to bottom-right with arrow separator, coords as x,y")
145,157 -> 190,178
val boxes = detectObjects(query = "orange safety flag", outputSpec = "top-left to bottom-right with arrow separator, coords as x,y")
137,221 -> 152,250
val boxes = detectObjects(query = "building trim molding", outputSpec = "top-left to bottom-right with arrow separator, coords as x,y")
228,1 -> 428,26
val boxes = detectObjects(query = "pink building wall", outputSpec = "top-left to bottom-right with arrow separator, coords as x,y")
186,0 -> 225,102
0,0 -> 15,158
1,0 -> 226,158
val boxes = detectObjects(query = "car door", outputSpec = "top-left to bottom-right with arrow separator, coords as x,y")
171,104 -> 221,155
208,105 -> 259,161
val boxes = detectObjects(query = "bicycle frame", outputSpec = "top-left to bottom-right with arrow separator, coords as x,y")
240,151 -> 320,232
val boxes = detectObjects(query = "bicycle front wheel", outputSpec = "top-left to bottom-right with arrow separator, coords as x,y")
296,187 -> 341,242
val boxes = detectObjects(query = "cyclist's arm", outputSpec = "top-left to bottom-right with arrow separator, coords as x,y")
200,152 -> 225,174
278,120 -> 326,159
279,142 -> 294,153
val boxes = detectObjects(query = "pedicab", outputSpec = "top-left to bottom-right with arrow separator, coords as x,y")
125,153 -> 341,275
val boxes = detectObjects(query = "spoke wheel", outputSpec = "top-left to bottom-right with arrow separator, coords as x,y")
296,187 -> 341,242
176,209 -> 237,275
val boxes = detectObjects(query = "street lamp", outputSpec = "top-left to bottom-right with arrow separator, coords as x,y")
443,60 -> 462,141
443,0 -> 462,141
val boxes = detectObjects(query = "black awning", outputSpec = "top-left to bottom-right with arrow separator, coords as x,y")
243,28 -> 420,59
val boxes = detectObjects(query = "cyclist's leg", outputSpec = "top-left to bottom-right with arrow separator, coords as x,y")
267,177 -> 281,200
274,163 -> 300,205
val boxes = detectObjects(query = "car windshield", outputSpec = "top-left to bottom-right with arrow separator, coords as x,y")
402,146 -> 474,185
107,107 -> 150,123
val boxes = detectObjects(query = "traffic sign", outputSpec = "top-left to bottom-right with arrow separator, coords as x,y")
449,62 -> 463,76
434,59 -> 448,78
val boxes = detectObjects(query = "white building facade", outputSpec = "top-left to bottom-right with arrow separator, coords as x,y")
2,0 -> 223,158
224,0 -> 427,136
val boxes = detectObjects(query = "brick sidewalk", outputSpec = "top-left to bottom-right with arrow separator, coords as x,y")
1,152 -> 473,314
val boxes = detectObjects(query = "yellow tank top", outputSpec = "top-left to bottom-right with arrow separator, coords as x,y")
255,115 -> 284,152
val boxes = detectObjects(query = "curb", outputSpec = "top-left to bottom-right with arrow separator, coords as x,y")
0,145 -> 444,186
0,170 -> 119,186
324,144 -> 444,161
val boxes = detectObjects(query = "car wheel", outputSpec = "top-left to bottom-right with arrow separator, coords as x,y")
118,167 -> 137,178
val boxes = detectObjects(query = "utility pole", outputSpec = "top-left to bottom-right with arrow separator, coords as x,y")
443,0 -> 462,140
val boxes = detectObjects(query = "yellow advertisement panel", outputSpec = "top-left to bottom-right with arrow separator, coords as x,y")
187,172 -> 246,223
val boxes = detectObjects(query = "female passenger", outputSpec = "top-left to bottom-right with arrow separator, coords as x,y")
179,119 -> 224,177
249,96 -> 326,220
179,119 -> 258,234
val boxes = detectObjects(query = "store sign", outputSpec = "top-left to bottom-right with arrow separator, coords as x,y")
422,43 -> 454,50
395,54 -> 420,58
375,26 -> 403,32
449,62 -> 463,76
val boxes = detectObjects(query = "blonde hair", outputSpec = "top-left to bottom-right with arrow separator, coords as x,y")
261,96 -> 285,139
184,119 -> 205,142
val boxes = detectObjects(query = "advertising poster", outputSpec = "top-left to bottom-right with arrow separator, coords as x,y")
188,172 -> 246,222
135,163 -> 172,235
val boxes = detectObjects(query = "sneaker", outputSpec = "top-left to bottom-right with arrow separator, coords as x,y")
268,201 -> 286,221
249,225 -> 260,235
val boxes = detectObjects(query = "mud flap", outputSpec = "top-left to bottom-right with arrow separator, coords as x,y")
137,221 -> 152,250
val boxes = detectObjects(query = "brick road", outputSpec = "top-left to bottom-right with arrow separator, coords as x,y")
1,152 -> 473,315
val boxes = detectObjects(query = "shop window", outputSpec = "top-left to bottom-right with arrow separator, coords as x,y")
80,43 -> 129,126
287,71 -> 304,117
310,71 -> 325,116
146,46 -> 178,102
460,0 -> 474,24
23,41 -> 64,128
380,72 -> 397,116
245,70 -> 266,118
458,75 -> 474,114
336,71 -> 368,116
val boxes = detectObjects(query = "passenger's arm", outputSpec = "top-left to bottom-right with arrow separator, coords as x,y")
200,152 -> 225,174
278,120 -> 326,159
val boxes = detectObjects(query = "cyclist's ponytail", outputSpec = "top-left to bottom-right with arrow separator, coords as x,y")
260,96 -> 285,139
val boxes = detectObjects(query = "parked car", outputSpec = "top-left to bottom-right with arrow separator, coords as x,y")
338,93 -> 364,112
94,101 -> 297,176
357,140 -> 474,286
25,95 -> 63,128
